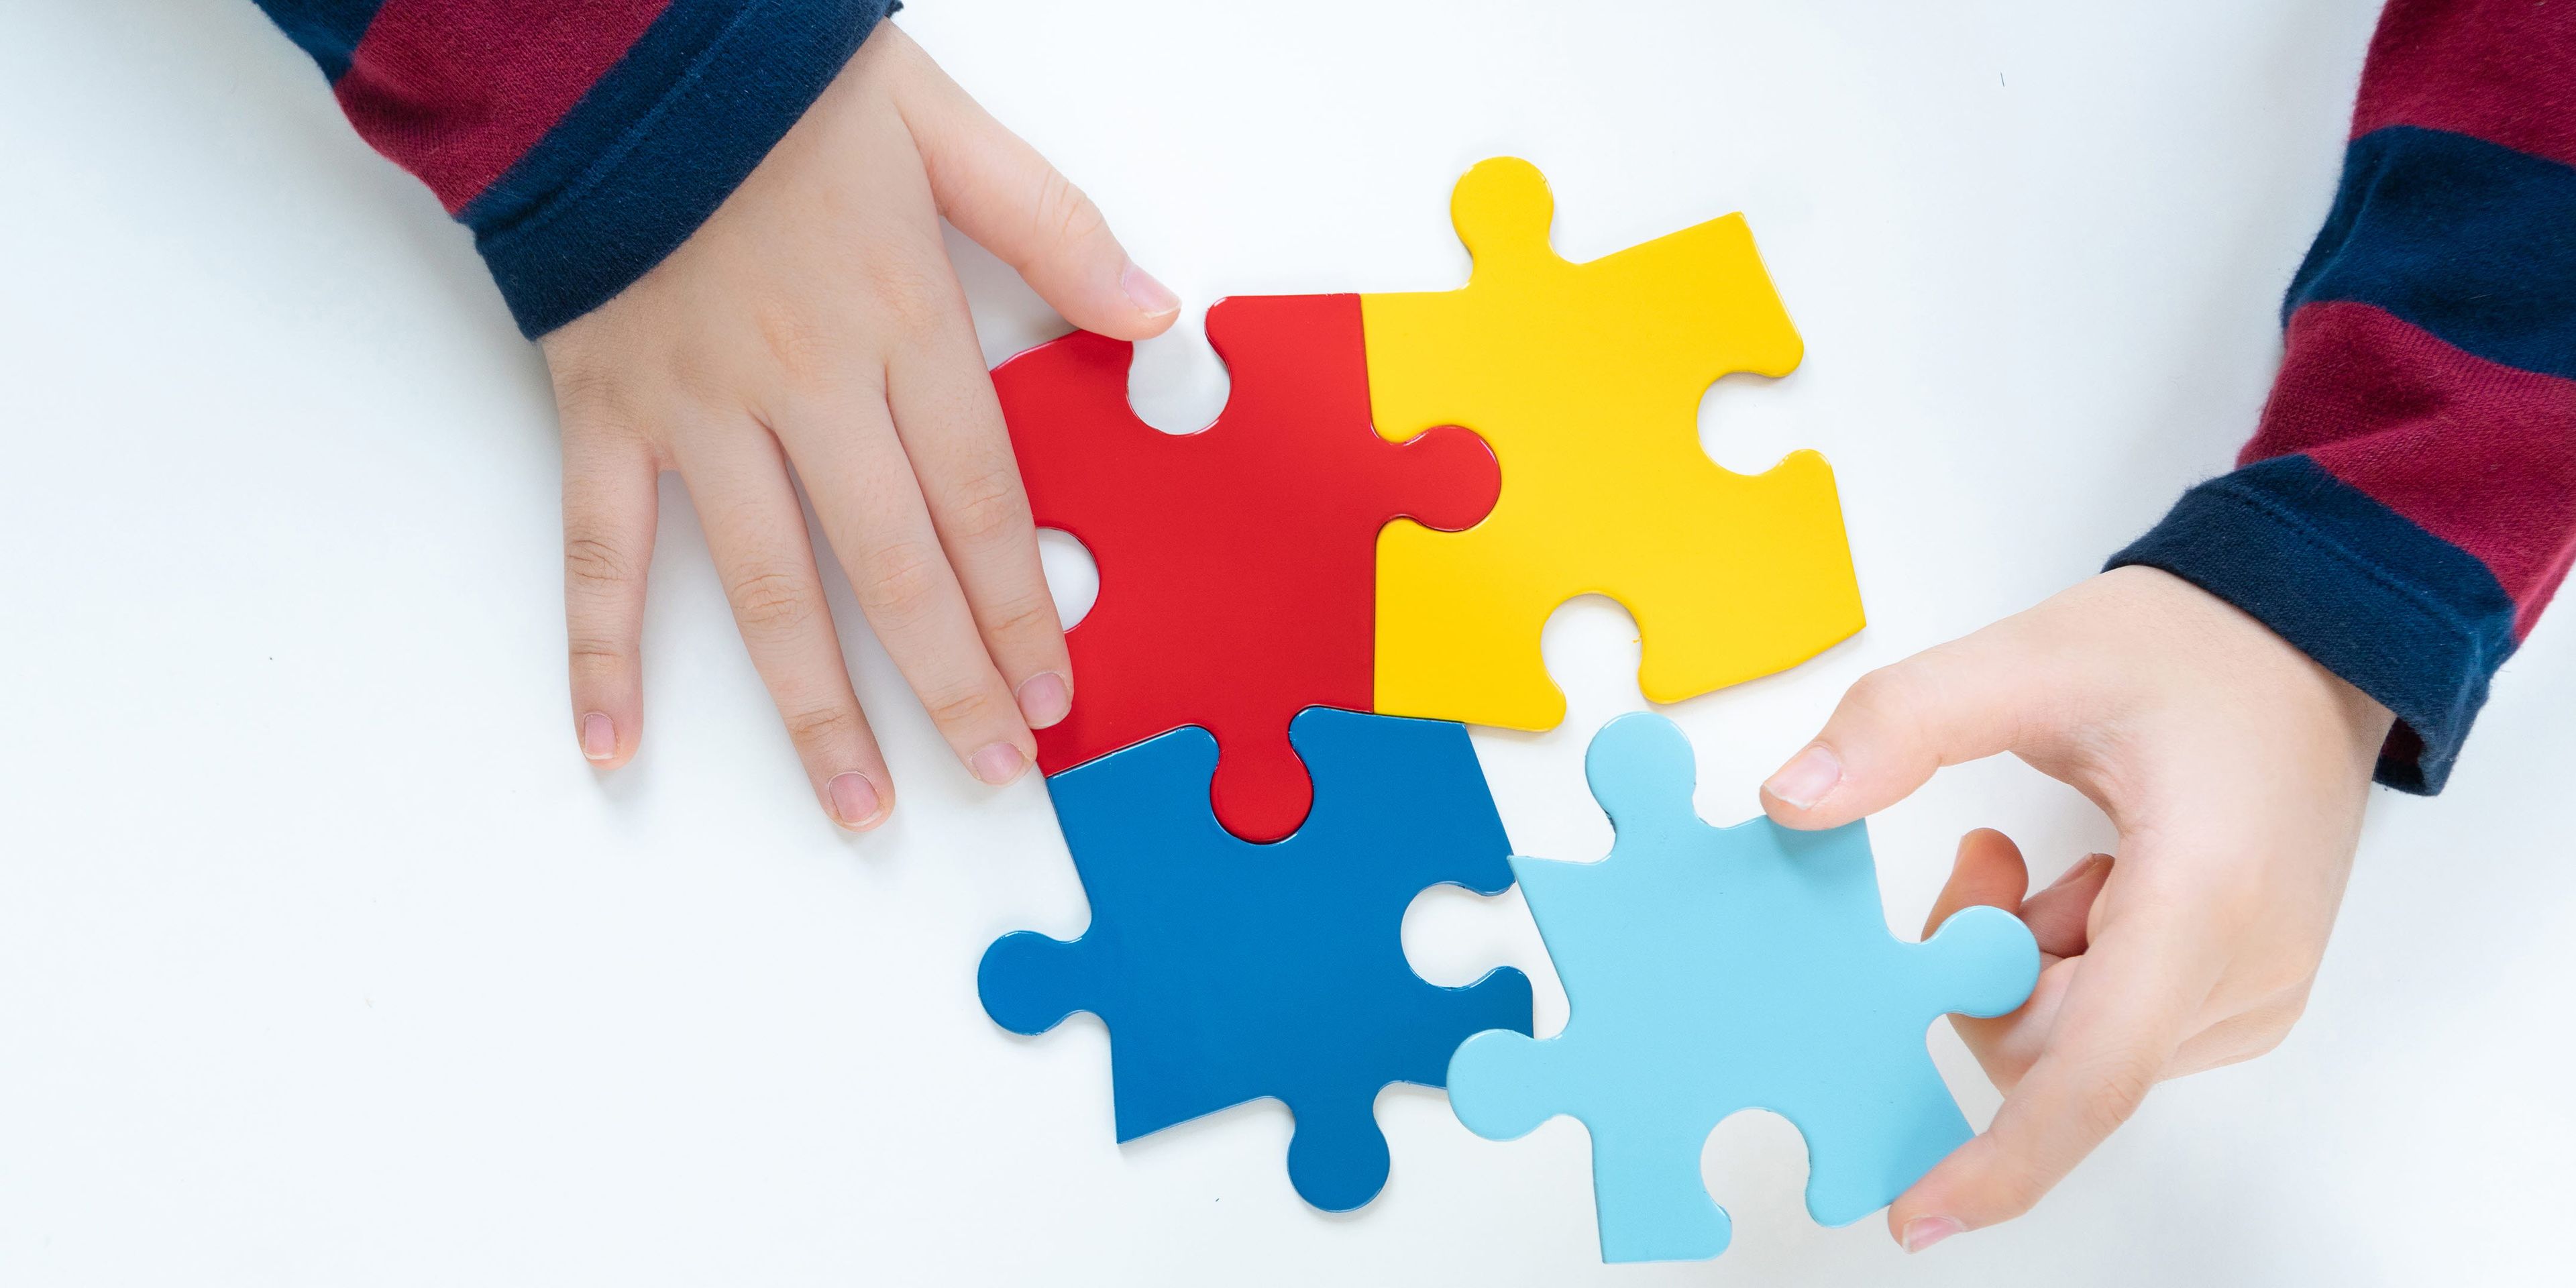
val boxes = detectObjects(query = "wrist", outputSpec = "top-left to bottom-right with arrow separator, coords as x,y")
2103,565 -> 2395,779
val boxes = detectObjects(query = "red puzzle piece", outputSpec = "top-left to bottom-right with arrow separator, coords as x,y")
996,294 -> 1499,842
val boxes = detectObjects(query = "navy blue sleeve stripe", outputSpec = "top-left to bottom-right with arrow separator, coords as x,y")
252,0 -> 389,83
470,0 -> 894,337
2108,453 -> 2520,794
460,0 -> 746,237
2285,125 -> 2576,382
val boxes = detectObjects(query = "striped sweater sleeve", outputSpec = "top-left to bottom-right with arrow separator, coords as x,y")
251,1 -> 898,337
2110,0 -> 2576,794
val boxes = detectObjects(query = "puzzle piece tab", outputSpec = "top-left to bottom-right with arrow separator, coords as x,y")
1448,713 -> 2036,1262
1364,158 -> 1864,731
994,294 -> 1499,842
979,707 -> 1533,1212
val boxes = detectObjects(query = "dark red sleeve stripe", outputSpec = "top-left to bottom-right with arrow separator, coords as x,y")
254,0 -> 896,335
2353,0 -> 2576,169
334,1 -> 673,215
2248,301 -> 2576,639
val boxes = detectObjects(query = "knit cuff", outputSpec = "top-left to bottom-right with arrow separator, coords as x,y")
466,0 -> 897,337
2106,453 -> 2518,794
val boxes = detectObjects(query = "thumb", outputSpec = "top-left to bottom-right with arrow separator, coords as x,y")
897,40 -> 1179,340
1760,631 -> 2049,830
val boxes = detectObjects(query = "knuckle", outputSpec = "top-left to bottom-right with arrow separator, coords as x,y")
979,590 -> 1060,642
1843,664 -> 1911,714
2229,969 -> 2317,1027
921,681 -> 1000,733
563,534 -> 642,591
1841,664 -> 1931,743
749,303 -> 845,392
560,403 -> 663,472
1032,168 -> 1107,255
2233,1024 -> 2293,1064
943,466 -> 1032,549
864,258 -> 951,332
782,702 -> 861,749
727,568 -> 816,637
551,366 -> 625,430
566,635 -> 631,671
2071,1055 -> 2159,1140
660,346 -> 732,414
858,539 -> 948,622
2273,978 -> 2315,1025
2241,956 -> 2316,1002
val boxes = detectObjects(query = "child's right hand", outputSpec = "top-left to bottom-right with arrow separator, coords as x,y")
538,25 -> 1179,829
1758,566 -> 2394,1251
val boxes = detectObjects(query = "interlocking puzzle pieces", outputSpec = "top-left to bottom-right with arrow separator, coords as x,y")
1364,158 -> 1866,732
978,706 -> 1534,1212
1448,713 -> 2037,1263
993,294 -> 1499,843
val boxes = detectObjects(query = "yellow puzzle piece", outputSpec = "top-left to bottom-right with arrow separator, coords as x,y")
1363,158 -> 1864,731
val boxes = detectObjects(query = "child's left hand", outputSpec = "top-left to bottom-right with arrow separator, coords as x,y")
537,25 -> 1177,828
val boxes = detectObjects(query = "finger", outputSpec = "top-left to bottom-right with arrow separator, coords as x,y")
1952,953 -> 2078,1093
561,419 -> 660,771
894,30 -> 1179,339
1760,630 -> 2055,830
2019,853 -> 2114,960
1921,828 -> 2031,938
883,292 -> 1074,731
771,375 -> 1037,788
1921,829 -> 2054,1093
1888,912 -> 2219,1250
671,422 -> 892,830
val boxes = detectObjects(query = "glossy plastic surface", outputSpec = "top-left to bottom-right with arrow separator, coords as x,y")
1448,714 -> 2037,1262
994,294 -> 1498,841
1364,159 -> 1865,730
979,708 -> 1534,1212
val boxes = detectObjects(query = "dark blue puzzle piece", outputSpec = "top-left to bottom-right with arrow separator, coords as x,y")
979,706 -> 1534,1212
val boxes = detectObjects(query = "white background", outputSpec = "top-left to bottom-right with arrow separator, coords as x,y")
3,0 -> 2571,1283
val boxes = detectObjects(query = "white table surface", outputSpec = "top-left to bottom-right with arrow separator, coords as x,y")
4,1 -> 2571,1283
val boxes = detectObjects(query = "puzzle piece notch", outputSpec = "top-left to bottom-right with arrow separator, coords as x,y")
994,293 -> 1499,842
1365,158 -> 1864,732
979,707 -> 1534,1212
1447,713 -> 2036,1263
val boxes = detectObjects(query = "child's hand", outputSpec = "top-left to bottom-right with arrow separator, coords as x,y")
539,25 -> 1178,828
1758,566 -> 2392,1251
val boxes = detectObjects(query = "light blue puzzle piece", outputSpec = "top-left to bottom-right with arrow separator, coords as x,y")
1448,712 -> 2038,1263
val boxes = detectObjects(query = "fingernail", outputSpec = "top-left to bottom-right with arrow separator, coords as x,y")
1764,743 -> 1843,810
580,712 -> 616,761
1901,1216 -> 1965,1254
826,771 -> 884,829
969,741 -> 1028,786
1016,672 -> 1072,730
1121,263 -> 1180,318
